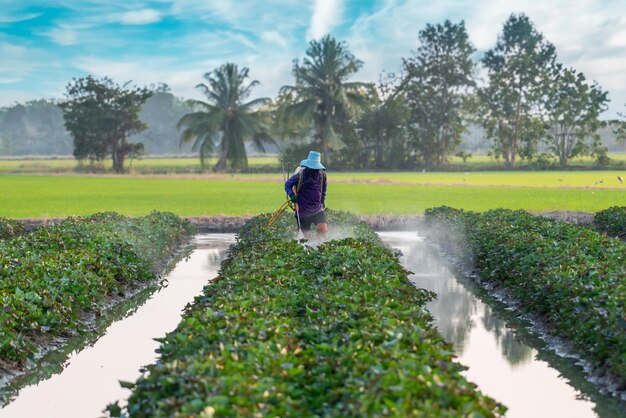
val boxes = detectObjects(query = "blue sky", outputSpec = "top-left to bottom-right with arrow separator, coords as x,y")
1,0 -> 625,118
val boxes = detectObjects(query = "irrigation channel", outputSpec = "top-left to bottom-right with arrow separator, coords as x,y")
1,232 -> 624,417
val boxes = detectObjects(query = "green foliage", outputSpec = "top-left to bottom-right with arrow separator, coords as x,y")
0,211 -> 193,363
403,20 -> 476,168
349,94 -> 412,170
133,86 -> 194,154
177,63 -> 274,172
0,218 -> 24,240
543,66 -> 609,167
424,207 -> 626,386
279,35 -> 374,164
611,104 -> 626,147
479,14 -> 556,167
594,206 -> 626,239
112,211 -> 504,417
59,75 -> 152,173
0,100 -> 72,156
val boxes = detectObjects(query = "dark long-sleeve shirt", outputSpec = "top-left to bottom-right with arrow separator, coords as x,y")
284,169 -> 327,218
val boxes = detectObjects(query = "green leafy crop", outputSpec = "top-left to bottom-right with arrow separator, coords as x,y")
110,210 -> 505,417
0,211 -> 193,364
594,206 -> 626,239
0,218 -> 24,240
425,206 -> 626,388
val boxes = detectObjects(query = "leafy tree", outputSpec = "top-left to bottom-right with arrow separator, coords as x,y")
133,84 -> 193,154
59,76 -> 152,172
0,104 -> 26,155
279,35 -> 373,163
25,100 -> 73,154
402,20 -> 475,168
613,104 -> 626,145
353,88 -> 411,169
479,14 -> 556,167
177,63 -> 272,171
0,102 -> 69,155
543,65 -> 608,167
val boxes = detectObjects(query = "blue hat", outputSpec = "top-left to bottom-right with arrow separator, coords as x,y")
300,150 -> 325,170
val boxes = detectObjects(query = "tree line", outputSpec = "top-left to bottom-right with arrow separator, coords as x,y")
1,13 -> 625,172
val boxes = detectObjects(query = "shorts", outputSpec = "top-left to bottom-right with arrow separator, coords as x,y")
298,210 -> 326,231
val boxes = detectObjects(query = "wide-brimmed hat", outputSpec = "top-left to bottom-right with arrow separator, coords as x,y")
300,150 -> 325,170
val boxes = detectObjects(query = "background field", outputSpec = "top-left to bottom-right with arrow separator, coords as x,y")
1,175 -> 624,218
1,154 -> 626,174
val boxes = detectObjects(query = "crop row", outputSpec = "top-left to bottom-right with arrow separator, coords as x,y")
594,206 -> 626,239
0,218 -> 23,240
108,210 -> 504,417
0,211 -> 193,364
424,206 -> 626,388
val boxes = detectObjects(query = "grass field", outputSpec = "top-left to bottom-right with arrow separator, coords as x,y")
0,156 -> 280,173
1,154 -> 625,174
0,175 -> 624,218
331,171 -> 626,189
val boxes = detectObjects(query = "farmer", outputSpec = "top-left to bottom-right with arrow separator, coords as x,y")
284,151 -> 328,239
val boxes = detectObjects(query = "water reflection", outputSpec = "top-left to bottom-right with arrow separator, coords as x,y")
0,234 -> 235,418
378,231 -> 619,418
385,232 -> 532,365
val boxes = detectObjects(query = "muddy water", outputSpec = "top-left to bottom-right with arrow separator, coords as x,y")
379,231 -> 625,418
0,234 -> 235,418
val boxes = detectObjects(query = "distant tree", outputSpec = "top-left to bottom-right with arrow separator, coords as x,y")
613,104 -> 626,145
59,76 -> 152,172
543,65 -> 608,167
279,35 -> 373,163
402,20 -> 475,168
134,84 -> 193,154
0,104 -> 26,155
357,96 -> 410,169
176,63 -> 273,171
479,14 -> 556,167
0,100 -> 72,155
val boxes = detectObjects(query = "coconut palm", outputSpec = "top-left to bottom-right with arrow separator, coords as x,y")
177,63 -> 272,171
279,35 -> 373,162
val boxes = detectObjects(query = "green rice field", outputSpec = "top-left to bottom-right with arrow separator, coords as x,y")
0,156 -> 280,173
0,175 -> 624,218
1,153 -> 625,174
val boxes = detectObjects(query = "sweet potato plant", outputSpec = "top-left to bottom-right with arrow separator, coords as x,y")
0,211 -> 193,364
425,206 -> 626,389
0,218 -> 23,240
108,210 -> 504,417
594,206 -> 626,239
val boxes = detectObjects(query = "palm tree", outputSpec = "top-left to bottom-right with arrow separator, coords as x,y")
177,63 -> 272,171
279,35 -> 373,162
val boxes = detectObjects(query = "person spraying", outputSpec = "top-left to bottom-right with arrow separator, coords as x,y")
284,151 -> 328,239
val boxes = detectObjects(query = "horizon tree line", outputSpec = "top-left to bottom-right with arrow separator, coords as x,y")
0,13 -> 624,172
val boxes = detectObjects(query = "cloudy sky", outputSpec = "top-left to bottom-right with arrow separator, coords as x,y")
1,0 -> 625,117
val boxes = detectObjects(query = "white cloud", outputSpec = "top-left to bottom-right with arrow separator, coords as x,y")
0,76 -> 22,84
607,27 -> 626,48
307,0 -> 343,40
116,9 -> 162,25
261,31 -> 289,48
46,25 -> 79,46
0,12 -> 41,23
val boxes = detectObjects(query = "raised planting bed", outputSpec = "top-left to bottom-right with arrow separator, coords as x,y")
0,218 -> 24,240
0,211 -> 193,367
107,210 -> 505,417
424,206 -> 626,393
594,206 -> 626,239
